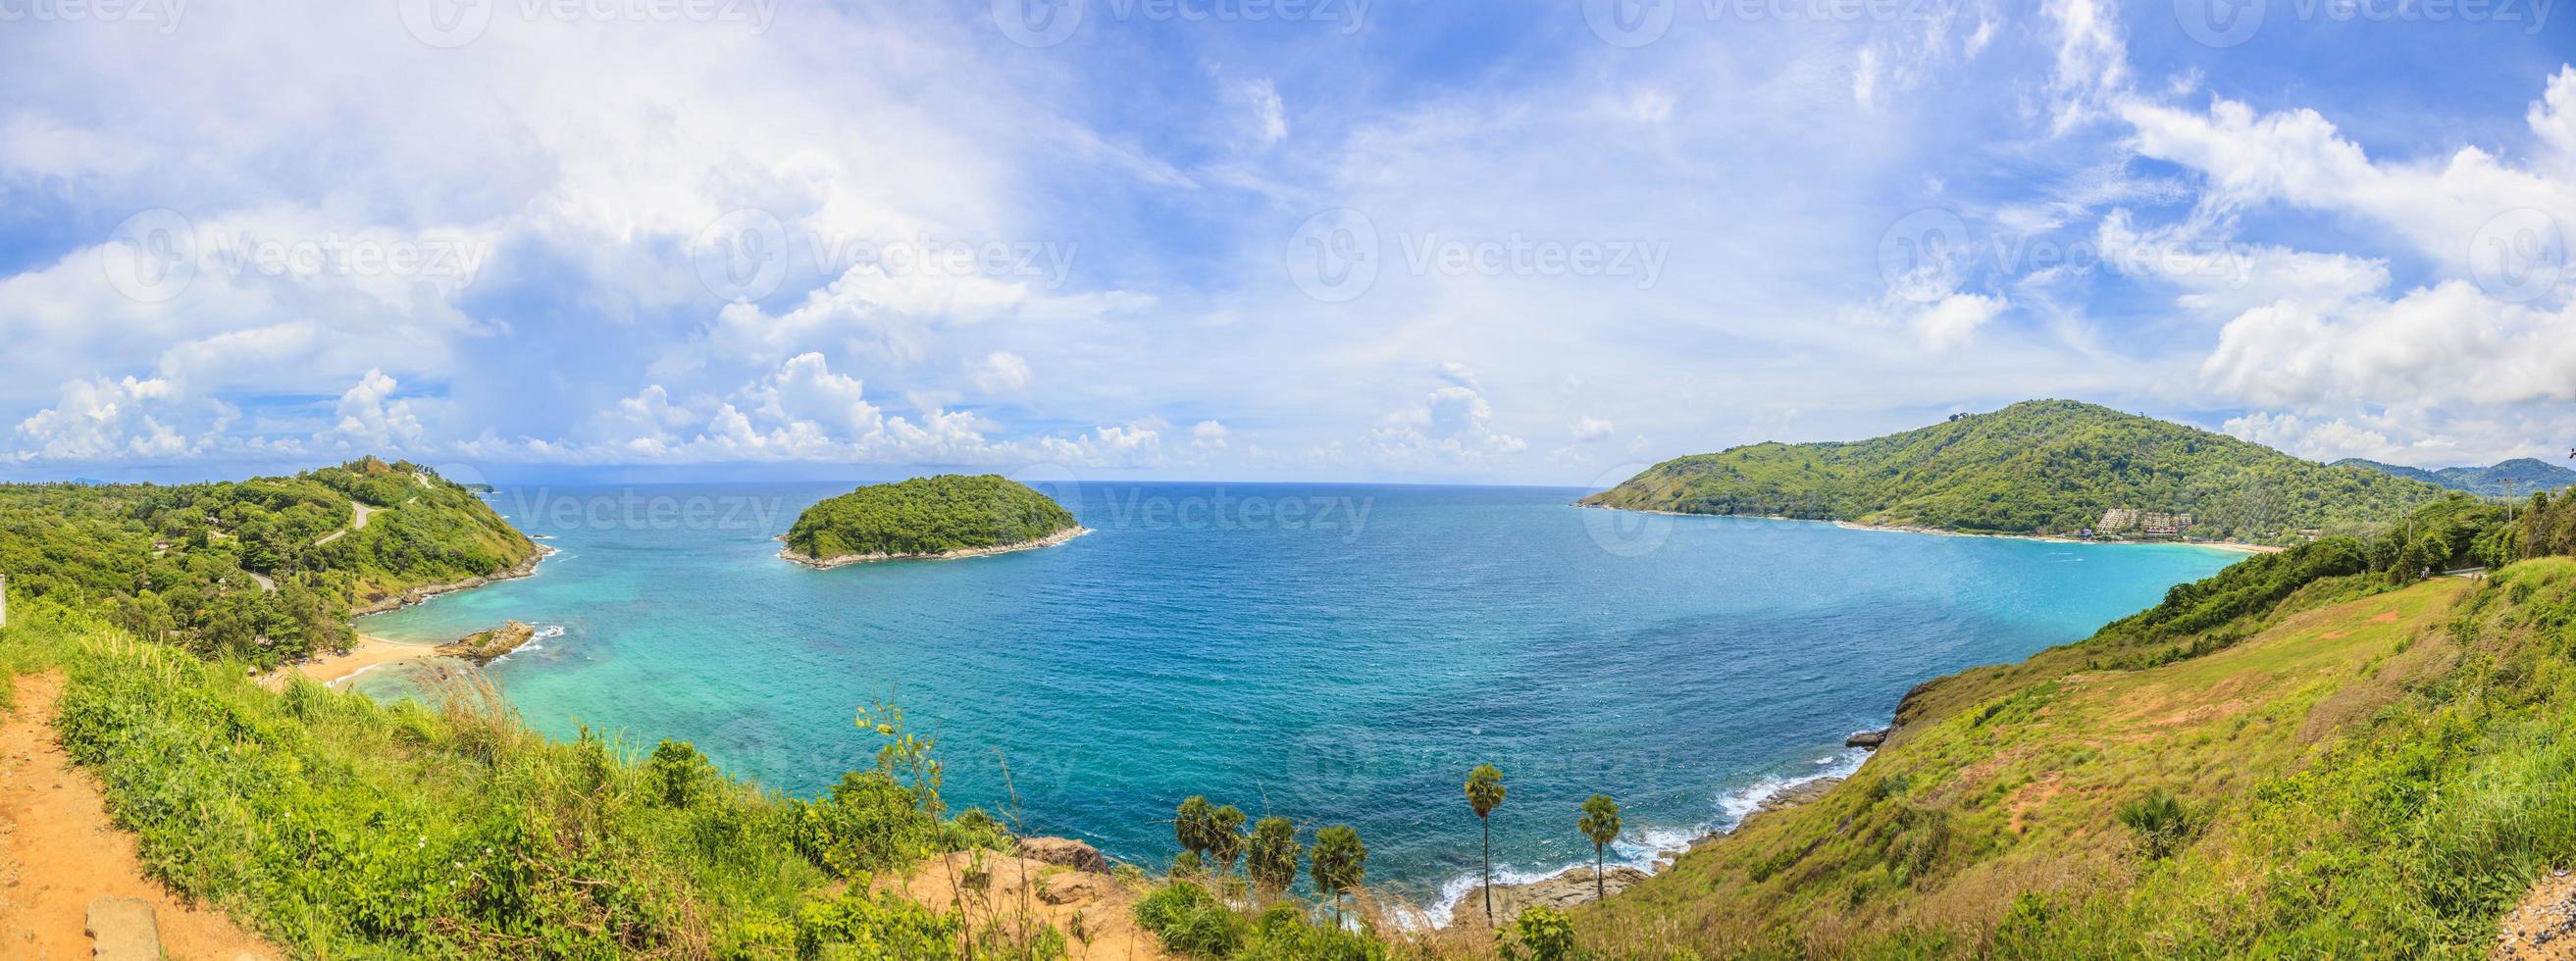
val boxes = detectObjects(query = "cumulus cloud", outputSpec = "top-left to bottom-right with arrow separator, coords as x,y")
973,351 -> 1033,393
319,369 -> 427,450
1373,366 -> 1527,462
1571,416 -> 1616,442
11,376 -> 229,462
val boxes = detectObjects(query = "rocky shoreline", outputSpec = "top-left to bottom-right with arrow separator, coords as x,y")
349,545 -> 554,616
1443,720 -> 1914,929
435,621 -> 538,664
777,526 -> 1091,570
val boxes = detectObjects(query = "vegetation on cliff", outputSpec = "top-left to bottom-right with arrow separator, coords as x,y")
783,475 -> 1079,563
0,457 -> 537,666
2338,456 -> 2576,497
1584,400 -> 2448,540
1576,489 -> 2576,957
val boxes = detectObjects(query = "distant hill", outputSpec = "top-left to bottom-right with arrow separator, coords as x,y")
2336,456 -> 2576,497
1583,399 -> 2451,540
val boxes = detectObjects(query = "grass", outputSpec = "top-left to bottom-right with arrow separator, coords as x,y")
4,607 -> 1051,959
1580,559 -> 2576,957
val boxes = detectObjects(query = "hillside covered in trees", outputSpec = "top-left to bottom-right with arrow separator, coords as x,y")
782,474 -> 1080,564
2337,456 -> 2576,497
1584,400 -> 2448,540
0,457 -> 536,666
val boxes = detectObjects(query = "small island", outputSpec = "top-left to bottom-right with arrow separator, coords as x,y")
780,474 -> 1087,569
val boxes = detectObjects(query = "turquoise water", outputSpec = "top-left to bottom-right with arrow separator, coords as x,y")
357,481 -> 2236,908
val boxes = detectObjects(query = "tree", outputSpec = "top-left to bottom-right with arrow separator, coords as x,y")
1577,794 -> 1623,901
1310,825 -> 1367,925
1174,795 -> 1214,868
1465,764 -> 1508,925
1209,804 -> 1248,877
1246,816 -> 1301,900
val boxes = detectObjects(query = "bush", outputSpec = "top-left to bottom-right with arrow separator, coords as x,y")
2116,788 -> 2199,860
1505,906 -> 1579,960
1134,881 -> 1245,957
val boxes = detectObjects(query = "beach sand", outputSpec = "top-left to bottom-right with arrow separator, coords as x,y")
269,635 -> 442,688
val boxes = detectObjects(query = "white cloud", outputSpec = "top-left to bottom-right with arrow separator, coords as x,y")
320,369 -> 427,451
11,376 -> 224,462
1571,416 -> 1616,442
973,351 -> 1033,392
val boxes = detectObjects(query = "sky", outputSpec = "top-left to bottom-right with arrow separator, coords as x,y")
2,0 -> 2573,485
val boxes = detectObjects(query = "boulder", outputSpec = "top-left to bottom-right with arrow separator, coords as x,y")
1016,836 -> 1110,874
1845,728 -> 1890,748
84,897 -> 159,961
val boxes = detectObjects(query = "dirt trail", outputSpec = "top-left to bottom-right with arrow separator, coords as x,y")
0,674 -> 279,960
312,499 -> 377,547
2499,869 -> 2576,960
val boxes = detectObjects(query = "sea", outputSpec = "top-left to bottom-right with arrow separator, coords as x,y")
353,480 -> 2237,915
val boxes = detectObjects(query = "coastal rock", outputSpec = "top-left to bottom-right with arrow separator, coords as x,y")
435,621 -> 537,663
1016,836 -> 1111,874
1743,777 -> 1843,827
1846,728 -> 1889,748
1449,866 -> 1651,927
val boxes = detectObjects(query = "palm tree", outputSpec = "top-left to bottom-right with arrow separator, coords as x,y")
1310,825 -> 1367,925
1174,795 -> 1214,873
1465,764 -> 1508,925
1247,816 -> 1301,900
1209,804 -> 1248,875
1577,794 -> 1623,901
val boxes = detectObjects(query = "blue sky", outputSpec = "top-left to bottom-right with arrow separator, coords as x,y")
2,0 -> 2573,484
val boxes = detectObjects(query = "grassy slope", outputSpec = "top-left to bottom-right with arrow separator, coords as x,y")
1584,400 -> 2447,539
1581,559 -> 2576,957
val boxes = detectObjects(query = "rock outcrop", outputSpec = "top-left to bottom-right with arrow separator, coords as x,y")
1016,836 -> 1111,874
436,621 -> 537,664
1448,865 -> 1651,927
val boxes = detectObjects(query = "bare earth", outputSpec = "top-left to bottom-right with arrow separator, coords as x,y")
880,851 -> 1170,960
2499,869 -> 2576,960
0,674 -> 279,960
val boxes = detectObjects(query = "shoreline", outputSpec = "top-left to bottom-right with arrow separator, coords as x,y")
1575,502 -> 2283,555
778,526 -> 1092,570
1426,740 -> 1878,930
261,541 -> 554,689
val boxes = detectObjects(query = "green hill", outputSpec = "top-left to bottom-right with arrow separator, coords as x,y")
783,474 -> 1080,564
1578,494 -> 2576,956
2339,456 -> 2576,497
0,457 -> 537,666
1583,399 -> 2449,540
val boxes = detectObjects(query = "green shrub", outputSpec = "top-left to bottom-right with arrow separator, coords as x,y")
1134,881 -> 1245,957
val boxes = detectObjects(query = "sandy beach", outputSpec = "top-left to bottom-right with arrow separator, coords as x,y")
265,634 -> 444,689
779,526 -> 1092,569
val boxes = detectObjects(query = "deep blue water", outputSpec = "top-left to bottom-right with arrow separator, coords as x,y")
356,481 -> 2236,909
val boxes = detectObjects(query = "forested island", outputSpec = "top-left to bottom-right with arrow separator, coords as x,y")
780,474 -> 1085,568
1584,399 -> 2449,542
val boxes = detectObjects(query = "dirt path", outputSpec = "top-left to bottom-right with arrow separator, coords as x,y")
0,674 -> 279,960
2499,869 -> 2576,959
312,500 -> 377,547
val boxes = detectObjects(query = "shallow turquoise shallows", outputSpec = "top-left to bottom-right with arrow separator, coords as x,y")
357,481 -> 2236,910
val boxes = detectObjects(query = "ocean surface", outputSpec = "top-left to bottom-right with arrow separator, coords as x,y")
355,481 -> 2237,911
